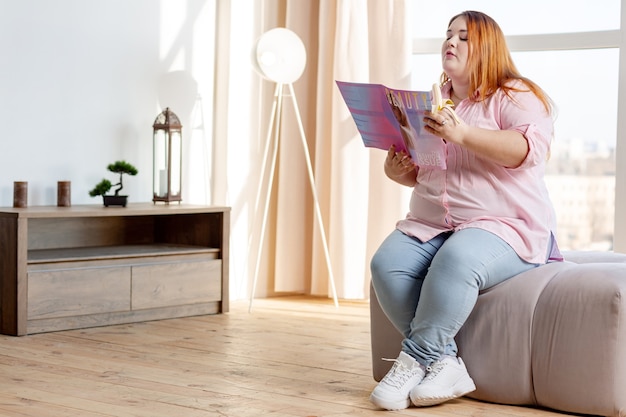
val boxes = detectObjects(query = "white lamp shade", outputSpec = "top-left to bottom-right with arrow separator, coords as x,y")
252,28 -> 306,84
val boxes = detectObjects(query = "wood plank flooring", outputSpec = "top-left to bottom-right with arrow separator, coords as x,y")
0,296 -> 579,417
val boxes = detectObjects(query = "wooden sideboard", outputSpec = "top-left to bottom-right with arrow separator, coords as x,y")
0,203 -> 230,336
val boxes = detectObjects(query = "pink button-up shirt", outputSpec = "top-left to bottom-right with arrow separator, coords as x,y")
397,81 -> 560,264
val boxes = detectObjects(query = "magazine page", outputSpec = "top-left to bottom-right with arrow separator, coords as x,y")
336,81 -> 447,170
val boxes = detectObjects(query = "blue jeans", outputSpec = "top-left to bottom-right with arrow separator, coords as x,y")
370,228 -> 538,368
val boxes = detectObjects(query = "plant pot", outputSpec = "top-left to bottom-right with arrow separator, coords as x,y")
103,195 -> 128,207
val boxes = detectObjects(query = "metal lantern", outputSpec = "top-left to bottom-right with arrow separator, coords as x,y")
152,107 -> 183,203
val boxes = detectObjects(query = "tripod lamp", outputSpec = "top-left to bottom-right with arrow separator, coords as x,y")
248,28 -> 338,311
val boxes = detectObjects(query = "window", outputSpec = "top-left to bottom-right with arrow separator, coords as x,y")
410,1 -> 620,37
410,1 -> 621,251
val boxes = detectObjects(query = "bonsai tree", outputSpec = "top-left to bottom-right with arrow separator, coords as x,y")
89,160 -> 138,197
89,179 -> 113,198
89,160 -> 138,206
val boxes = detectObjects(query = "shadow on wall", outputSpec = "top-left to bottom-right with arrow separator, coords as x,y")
157,70 -> 198,129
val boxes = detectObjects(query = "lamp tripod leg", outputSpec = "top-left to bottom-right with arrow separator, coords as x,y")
287,83 -> 339,308
248,83 -> 284,312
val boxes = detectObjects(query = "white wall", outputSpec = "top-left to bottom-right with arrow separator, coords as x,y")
0,0 -> 216,207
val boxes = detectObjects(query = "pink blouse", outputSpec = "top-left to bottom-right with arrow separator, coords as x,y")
396,81 -> 561,264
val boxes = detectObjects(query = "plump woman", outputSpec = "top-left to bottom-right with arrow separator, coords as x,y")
370,10 -> 560,410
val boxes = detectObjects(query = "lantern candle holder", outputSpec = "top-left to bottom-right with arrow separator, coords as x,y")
152,107 -> 183,204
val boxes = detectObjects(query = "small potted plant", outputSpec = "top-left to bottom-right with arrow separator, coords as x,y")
89,160 -> 138,207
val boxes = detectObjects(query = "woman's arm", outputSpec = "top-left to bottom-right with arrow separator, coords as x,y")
424,86 -> 553,168
424,108 -> 529,168
449,123 -> 529,168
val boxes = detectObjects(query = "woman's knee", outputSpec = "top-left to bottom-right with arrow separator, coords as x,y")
370,251 -> 396,293
370,246 -> 383,270
370,230 -> 403,277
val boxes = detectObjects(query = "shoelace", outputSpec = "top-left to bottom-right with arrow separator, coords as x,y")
381,357 -> 420,389
423,360 -> 446,382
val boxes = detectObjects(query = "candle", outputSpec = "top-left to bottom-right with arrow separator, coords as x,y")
159,169 -> 168,196
13,181 -> 28,208
57,181 -> 71,207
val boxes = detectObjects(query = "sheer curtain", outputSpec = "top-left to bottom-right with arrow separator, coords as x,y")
224,0 -> 413,300
309,0 -> 413,299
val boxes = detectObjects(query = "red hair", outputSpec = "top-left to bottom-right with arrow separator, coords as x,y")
440,10 -> 553,115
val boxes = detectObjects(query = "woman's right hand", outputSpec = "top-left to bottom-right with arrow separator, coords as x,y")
384,145 -> 417,186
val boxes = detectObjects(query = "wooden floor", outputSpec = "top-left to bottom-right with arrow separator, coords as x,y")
0,296 -> 581,417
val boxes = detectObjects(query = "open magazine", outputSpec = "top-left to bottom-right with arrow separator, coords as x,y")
336,81 -> 449,170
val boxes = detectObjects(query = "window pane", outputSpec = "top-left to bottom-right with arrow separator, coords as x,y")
516,49 -> 617,251
411,48 -> 618,250
410,1 -> 620,37
410,54 -> 444,90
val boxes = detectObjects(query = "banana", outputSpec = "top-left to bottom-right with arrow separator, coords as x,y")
431,83 -> 461,124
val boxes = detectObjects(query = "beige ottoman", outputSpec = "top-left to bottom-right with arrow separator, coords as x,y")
370,251 -> 626,417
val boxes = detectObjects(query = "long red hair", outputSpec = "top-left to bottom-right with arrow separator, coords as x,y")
440,10 -> 553,115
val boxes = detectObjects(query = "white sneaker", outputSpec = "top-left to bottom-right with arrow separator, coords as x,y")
409,355 -> 476,407
370,351 -> 426,410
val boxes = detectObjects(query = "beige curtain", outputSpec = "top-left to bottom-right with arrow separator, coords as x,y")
252,0 -> 412,300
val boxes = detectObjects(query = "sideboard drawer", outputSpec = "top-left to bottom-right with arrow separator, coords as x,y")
131,259 -> 222,310
28,266 -> 131,320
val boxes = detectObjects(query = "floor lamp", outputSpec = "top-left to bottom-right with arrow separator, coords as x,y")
248,28 -> 338,311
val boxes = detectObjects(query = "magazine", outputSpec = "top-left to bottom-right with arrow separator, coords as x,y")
336,81 -> 449,170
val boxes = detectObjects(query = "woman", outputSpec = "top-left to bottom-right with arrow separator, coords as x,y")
369,10 -> 561,410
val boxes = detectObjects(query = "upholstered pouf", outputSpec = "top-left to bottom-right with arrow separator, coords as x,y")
370,251 -> 626,417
